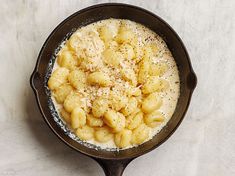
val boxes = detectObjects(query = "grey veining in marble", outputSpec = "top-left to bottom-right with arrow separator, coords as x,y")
0,0 -> 235,175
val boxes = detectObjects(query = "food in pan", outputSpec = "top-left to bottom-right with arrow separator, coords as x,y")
48,19 -> 180,149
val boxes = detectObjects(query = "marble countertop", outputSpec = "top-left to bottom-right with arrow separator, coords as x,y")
1,0 -> 235,175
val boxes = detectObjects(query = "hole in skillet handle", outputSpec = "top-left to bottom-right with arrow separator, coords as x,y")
93,158 -> 134,176
30,71 -> 42,92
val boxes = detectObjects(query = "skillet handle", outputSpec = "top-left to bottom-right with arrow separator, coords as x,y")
94,158 -> 133,176
187,71 -> 197,90
30,71 -> 41,92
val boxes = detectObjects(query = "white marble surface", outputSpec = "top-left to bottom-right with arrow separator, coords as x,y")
0,0 -> 235,175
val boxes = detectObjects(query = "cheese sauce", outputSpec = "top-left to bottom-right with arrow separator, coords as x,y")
51,19 -> 180,150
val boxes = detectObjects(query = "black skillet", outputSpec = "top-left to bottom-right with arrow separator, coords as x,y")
30,3 -> 197,176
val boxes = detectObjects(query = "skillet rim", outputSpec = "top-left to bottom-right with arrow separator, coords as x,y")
30,3 -> 197,160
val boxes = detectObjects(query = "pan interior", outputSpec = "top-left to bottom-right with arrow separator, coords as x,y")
35,4 -> 194,159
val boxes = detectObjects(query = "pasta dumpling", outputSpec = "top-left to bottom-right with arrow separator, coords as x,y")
126,111 -> 143,130
99,26 -> 114,43
142,77 -> 170,94
48,68 -> 69,90
115,27 -> 136,44
68,69 -> 86,90
71,107 -> 86,129
109,91 -> 128,111
68,33 -> 80,51
114,129 -> 132,148
87,72 -> 112,87
102,48 -> 123,67
142,93 -> 163,113
119,43 -> 135,60
111,112 -> 126,133
60,108 -> 71,124
63,92 -> 82,113
94,127 -> 113,143
138,57 -> 150,84
76,125 -> 94,140
126,87 -> 141,97
92,97 -> 109,118
131,124 -> 150,145
121,97 -> 138,116
149,62 -> 169,76
121,67 -> 137,86
87,114 -> 104,127
58,50 -> 78,70
144,110 -> 164,128
69,31 -> 104,58
144,44 -> 159,58
133,44 -> 144,63
105,40 -> 119,50
103,109 -> 119,128
54,84 -> 73,104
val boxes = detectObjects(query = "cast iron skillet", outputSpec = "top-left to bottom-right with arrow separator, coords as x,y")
30,3 -> 197,176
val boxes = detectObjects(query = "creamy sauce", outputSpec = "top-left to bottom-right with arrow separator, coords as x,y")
51,19 -> 180,150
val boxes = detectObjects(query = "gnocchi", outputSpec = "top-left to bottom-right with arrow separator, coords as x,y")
131,124 -> 150,145
99,26 -> 114,43
94,127 -> 113,143
121,97 -> 138,116
71,107 -> 86,129
133,45 -> 144,63
149,62 -> 169,76
54,84 -> 73,104
105,40 -> 119,50
115,26 -> 136,44
63,92 -> 82,113
126,111 -> 143,130
144,44 -> 159,58
103,109 -> 120,128
142,93 -> 163,114
111,112 -> 126,133
92,97 -> 109,118
119,43 -> 135,60
102,48 -> 123,67
87,114 -> 104,127
68,33 -> 80,51
114,129 -> 132,148
60,108 -> 71,124
48,67 -> 69,90
68,69 -> 86,90
48,19 -> 180,149
58,50 -> 78,70
138,57 -> 150,84
87,71 -> 112,86
76,125 -> 94,140
144,110 -> 165,128
121,67 -> 137,86
109,91 -> 128,111
142,76 -> 170,94
126,87 -> 141,97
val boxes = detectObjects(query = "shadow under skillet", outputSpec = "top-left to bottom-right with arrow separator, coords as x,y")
24,89 -> 101,176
